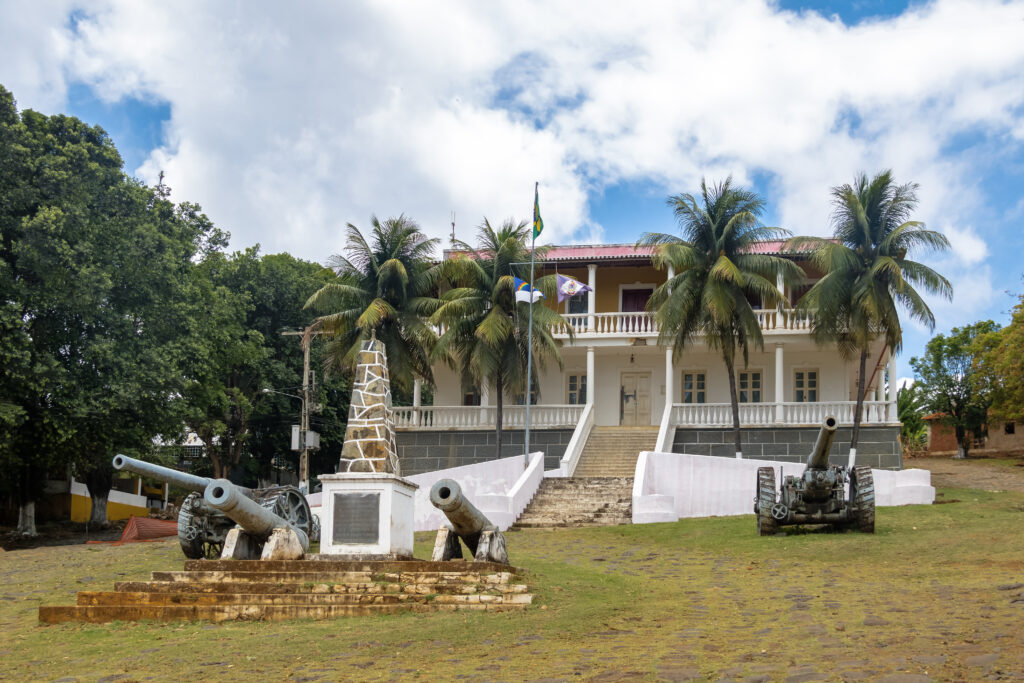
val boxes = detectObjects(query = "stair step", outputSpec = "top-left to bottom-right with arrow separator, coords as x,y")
40,601 -> 526,624
77,591 -> 531,606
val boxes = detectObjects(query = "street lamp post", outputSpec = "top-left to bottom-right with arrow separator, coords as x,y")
262,387 -> 309,492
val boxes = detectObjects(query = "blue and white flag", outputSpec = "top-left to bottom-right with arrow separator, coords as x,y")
513,277 -> 544,303
556,273 -> 592,303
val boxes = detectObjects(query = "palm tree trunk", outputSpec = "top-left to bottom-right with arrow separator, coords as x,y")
495,376 -> 503,460
849,346 -> 869,467
723,352 -> 743,458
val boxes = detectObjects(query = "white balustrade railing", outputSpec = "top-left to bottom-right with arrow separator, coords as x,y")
669,400 -> 892,428
393,404 -> 584,430
554,309 -> 816,337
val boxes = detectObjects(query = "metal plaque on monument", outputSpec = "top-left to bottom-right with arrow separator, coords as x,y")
317,335 -> 417,559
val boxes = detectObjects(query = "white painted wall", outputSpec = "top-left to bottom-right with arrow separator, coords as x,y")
632,451 -> 935,524
406,452 -> 544,531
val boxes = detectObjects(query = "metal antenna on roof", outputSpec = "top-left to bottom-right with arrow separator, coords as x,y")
450,211 -> 456,247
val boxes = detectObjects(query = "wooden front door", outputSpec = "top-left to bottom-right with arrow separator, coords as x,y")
620,372 -> 652,426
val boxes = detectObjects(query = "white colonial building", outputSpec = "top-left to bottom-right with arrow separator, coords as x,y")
394,243 -> 900,477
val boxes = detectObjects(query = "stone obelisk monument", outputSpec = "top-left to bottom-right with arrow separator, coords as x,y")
318,334 -> 417,558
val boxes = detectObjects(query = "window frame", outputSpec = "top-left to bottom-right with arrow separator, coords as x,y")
566,372 -> 588,405
793,368 -> 819,403
737,369 -> 763,404
681,369 -> 707,404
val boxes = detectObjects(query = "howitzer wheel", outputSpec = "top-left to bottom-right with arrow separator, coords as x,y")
850,465 -> 875,533
269,488 -> 314,540
178,492 -> 209,559
756,467 -> 778,536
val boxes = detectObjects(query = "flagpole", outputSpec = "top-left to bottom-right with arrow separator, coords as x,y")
525,182 -> 537,468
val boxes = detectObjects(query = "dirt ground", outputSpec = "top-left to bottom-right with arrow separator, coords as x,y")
909,453 -> 1024,492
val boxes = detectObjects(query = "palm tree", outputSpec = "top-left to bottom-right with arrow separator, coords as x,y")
788,170 -> 951,462
304,215 -> 439,396
639,178 -> 802,458
431,218 -> 568,458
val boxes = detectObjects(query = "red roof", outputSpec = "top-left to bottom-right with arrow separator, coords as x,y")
542,239 -> 793,261
443,240 -> 805,263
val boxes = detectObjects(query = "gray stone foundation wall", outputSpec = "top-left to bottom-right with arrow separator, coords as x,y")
396,429 -> 574,476
671,426 -> 902,469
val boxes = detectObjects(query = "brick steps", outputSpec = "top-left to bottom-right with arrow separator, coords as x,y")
76,591 -> 530,606
512,477 -> 633,528
39,559 -> 532,624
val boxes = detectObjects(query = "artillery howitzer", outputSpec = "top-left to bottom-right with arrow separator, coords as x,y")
754,417 -> 875,535
112,455 -> 315,559
429,479 -> 509,564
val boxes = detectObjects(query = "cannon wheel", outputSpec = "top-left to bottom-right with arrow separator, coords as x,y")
271,488 -> 314,540
178,492 -> 227,559
850,466 -> 875,533
756,467 -> 778,536
178,492 -> 207,559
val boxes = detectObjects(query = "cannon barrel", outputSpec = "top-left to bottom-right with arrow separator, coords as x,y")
112,454 -> 212,493
806,416 -> 838,470
429,479 -> 495,553
204,479 -> 309,551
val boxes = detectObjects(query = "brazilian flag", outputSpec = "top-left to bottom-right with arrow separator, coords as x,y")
533,183 -> 543,240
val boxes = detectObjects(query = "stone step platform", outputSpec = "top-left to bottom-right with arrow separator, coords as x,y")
77,591 -> 530,607
39,559 -> 532,624
511,477 -> 633,528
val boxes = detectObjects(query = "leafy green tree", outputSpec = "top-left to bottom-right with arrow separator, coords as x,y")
973,293 -> 1024,426
431,218 -> 569,458
789,170 -> 952,461
639,178 -> 801,457
304,216 -> 439,397
0,84 -> 227,528
897,383 -> 928,455
910,321 -> 998,459
218,251 -> 350,485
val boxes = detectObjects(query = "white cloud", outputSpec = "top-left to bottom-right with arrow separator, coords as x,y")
1,1 -> 1022,294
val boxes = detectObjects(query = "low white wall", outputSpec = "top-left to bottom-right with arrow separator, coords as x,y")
632,451 -> 935,524
408,452 -> 544,532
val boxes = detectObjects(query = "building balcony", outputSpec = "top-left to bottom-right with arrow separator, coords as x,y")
393,404 -> 584,431
394,400 -> 893,431
551,309 -> 814,339
669,400 -> 892,428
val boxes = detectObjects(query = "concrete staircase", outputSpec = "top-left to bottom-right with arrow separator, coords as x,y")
511,477 -> 633,528
572,426 -> 659,477
39,559 -> 531,623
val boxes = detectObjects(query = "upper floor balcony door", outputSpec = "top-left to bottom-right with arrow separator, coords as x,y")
621,287 -> 653,313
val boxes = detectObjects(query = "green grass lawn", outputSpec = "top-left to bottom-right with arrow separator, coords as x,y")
3,486 -> 1023,681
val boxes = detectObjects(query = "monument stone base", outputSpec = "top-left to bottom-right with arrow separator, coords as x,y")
318,472 -> 418,558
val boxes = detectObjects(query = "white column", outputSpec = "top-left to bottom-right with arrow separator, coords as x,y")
665,347 -> 674,408
775,343 -> 784,424
587,263 -> 597,331
665,264 -> 675,409
887,352 -> 897,423
412,378 -> 422,427
479,380 -> 490,426
776,271 -> 786,328
586,346 -> 595,405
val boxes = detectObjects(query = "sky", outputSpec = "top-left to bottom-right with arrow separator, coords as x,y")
2,0 -> 1023,381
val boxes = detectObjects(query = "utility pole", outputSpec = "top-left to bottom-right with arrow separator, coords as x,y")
283,328 -> 323,492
